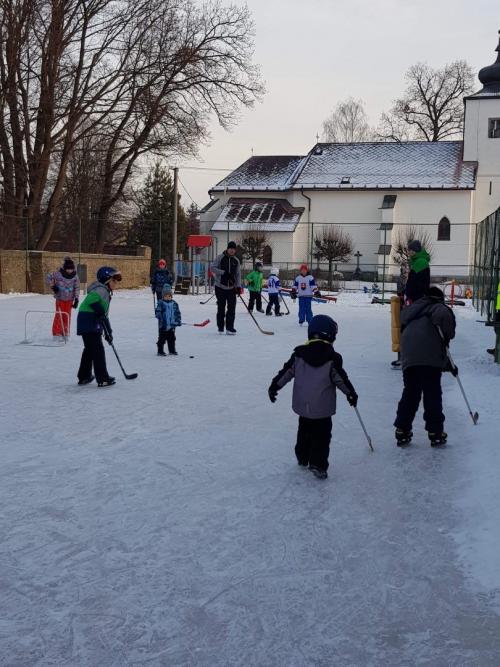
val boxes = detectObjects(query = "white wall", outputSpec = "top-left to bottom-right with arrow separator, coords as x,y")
463,97 -> 500,223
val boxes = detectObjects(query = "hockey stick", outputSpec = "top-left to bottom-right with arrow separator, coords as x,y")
279,292 -> 290,314
199,294 -> 215,305
354,407 -> 374,452
108,341 -> 138,380
238,295 -> 274,335
436,326 -> 478,425
182,319 -> 210,327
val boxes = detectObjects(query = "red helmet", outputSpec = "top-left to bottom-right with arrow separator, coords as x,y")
158,259 -> 166,268
300,263 -> 309,273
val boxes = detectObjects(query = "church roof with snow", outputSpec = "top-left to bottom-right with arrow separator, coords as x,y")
210,142 -> 476,193
293,141 -> 476,190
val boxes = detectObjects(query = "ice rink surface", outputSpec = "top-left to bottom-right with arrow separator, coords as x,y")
1,289 -> 499,666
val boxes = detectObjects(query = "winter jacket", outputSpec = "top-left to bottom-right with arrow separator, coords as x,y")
77,281 -> 112,335
47,269 -> 79,302
405,250 -> 430,303
245,270 -> 263,292
211,252 -> 241,291
270,340 -> 354,418
151,269 -> 173,294
155,299 -> 181,330
292,273 -> 317,298
267,274 -> 281,294
400,296 -> 456,371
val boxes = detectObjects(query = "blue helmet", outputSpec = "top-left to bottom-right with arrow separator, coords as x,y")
308,315 -> 338,343
97,266 -> 121,284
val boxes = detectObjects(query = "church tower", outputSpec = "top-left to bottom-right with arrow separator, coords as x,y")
463,30 -> 500,222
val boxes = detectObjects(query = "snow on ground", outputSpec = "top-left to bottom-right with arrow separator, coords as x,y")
0,289 -> 499,666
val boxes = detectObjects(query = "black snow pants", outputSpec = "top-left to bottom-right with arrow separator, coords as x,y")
158,328 -> 176,354
295,416 -> 332,471
394,366 -> 444,433
78,332 -> 110,383
215,286 -> 236,331
248,290 -> 262,312
266,293 -> 281,315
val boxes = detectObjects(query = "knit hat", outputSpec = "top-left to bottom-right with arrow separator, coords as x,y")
299,263 -> 309,273
158,259 -> 166,268
271,267 -> 279,275
426,286 -> 445,302
227,241 -> 237,250
255,262 -> 262,270
408,240 -> 422,252
162,283 -> 172,296
62,256 -> 75,271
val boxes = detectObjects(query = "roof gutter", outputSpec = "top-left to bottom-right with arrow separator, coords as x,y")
300,187 -> 312,267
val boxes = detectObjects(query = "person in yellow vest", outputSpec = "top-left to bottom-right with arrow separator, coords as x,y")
486,281 -> 500,357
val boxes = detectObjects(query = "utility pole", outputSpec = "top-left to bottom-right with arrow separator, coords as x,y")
172,167 -> 179,278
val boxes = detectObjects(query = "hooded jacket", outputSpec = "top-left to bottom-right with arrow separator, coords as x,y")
270,340 -> 354,418
46,268 -> 79,301
211,251 -> 241,291
77,281 -> 112,335
400,296 -> 456,370
151,268 -> 173,293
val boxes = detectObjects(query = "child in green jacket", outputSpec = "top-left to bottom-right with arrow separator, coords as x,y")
245,262 -> 264,313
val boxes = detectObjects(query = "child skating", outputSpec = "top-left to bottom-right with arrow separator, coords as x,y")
155,284 -> 182,356
291,264 -> 319,324
268,315 -> 358,479
266,267 -> 282,316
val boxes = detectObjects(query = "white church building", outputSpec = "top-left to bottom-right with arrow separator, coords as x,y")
200,31 -> 500,280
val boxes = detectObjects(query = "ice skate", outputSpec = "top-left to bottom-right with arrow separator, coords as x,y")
78,374 -> 94,385
428,431 -> 447,447
97,376 -> 116,387
395,428 -> 413,446
309,465 -> 328,479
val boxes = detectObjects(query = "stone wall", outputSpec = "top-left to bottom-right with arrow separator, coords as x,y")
0,247 -> 151,293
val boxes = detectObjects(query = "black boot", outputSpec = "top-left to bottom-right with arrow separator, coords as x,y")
98,376 -> 116,387
309,465 -> 328,479
157,344 -> 166,356
78,374 -> 95,385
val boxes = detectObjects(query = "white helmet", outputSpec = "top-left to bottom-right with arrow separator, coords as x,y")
271,267 -> 279,275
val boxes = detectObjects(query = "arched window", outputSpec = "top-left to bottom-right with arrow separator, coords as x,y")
438,217 -> 450,241
262,245 -> 272,264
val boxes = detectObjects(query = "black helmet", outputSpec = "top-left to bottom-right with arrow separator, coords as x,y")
97,266 -> 121,284
308,315 -> 338,343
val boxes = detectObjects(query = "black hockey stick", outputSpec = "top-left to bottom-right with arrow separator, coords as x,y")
437,326 -> 478,424
238,295 -> 274,335
199,294 -> 215,305
109,341 -> 138,380
279,292 -> 290,314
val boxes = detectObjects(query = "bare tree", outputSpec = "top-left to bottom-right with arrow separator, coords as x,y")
237,228 -> 270,267
0,0 -> 264,252
322,98 -> 373,143
313,226 -> 353,289
377,61 -> 474,142
391,225 -> 433,266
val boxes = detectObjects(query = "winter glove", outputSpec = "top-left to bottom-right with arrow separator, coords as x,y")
315,291 -> 322,299
235,286 -> 243,295
72,298 -> 79,309
450,364 -> 458,377
100,317 -> 113,344
51,285 -> 59,294
346,391 -> 358,407
268,384 -> 278,403
291,290 -> 297,301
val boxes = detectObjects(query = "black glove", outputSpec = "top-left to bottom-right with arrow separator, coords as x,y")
346,391 -> 358,407
444,357 -> 458,376
101,318 -> 113,344
51,285 -> 59,294
451,365 -> 458,377
235,286 -> 243,295
291,290 -> 297,301
315,291 -> 322,299
268,385 -> 278,403
72,298 -> 79,309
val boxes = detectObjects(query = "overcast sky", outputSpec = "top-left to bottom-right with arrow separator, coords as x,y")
174,0 -> 499,208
